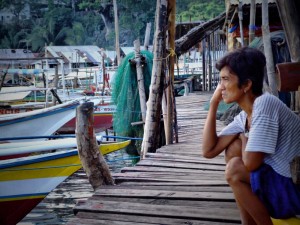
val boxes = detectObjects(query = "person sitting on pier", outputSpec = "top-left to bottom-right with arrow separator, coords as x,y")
202,47 -> 300,225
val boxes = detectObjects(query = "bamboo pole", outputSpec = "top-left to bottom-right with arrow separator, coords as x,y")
261,0 -> 278,96
101,54 -> 106,94
134,39 -> 147,122
141,0 -> 168,158
165,0 -> 176,145
76,102 -> 114,190
113,0 -> 121,66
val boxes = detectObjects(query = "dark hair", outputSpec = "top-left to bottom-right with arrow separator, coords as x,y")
216,47 -> 266,96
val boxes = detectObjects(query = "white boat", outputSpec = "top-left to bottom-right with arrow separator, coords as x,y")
0,100 -> 80,142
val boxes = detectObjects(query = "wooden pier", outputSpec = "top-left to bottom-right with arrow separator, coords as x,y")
67,92 -> 241,225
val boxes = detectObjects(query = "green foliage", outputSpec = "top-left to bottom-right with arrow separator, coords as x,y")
0,0 -> 225,52
177,0 -> 225,21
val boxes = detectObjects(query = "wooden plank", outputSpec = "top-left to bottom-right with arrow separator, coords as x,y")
73,200 -> 241,222
93,188 -> 234,200
145,152 -> 226,165
113,176 -> 228,185
113,171 -> 225,179
94,184 -> 233,193
114,181 -> 229,186
138,159 -> 226,171
88,196 -> 237,209
112,173 -> 225,183
74,212 -> 240,225
121,165 -> 225,175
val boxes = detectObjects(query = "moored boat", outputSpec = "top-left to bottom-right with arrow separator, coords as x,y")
0,100 -> 80,142
57,103 -> 115,134
0,139 -> 131,225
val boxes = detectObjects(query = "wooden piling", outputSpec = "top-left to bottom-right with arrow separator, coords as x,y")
134,39 -> 147,122
76,102 -> 114,190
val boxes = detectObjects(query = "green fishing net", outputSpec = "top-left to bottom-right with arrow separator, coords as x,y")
111,50 -> 153,154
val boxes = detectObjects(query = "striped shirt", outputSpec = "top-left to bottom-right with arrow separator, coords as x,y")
219,93 -> 300,177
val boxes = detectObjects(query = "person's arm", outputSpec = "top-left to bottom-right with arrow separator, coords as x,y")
239,133 -> 265,172
202,84 -> 238,158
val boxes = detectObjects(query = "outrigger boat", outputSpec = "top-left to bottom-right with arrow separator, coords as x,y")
0,100 -> 80,142
0,139 -> 131,225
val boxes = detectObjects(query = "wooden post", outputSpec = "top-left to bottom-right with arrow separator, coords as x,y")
261,0 -> 278,96
52,66 -> 59,105
276,0 -> 300,112
134,39 -> 147,122
208,35 -> 212,91
141,0 -> 168,158
76,102 -> 114,190
202,38 -> 206,91
249,0 -> 256,44
276,0 -> 300,62
113,0 -> 121,66
238,2 -> 245,47
144,23 -> 152,50
165,0 -> 176,145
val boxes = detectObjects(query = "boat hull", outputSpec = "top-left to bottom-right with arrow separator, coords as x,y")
57,104 -> 115,134
0,197 -> 43,225
0,140 -> 130,224
0,101 -> 79,141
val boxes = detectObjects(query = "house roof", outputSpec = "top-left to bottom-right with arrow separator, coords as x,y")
0,49 -> 36,65
224,0 -> 279,31
46,46 -> 104,64
226,0 -> 276,5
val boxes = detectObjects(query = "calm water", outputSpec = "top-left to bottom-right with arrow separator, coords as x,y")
18,150 -> 137,225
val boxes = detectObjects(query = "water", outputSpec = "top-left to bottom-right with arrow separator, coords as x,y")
18,150 -> 138,225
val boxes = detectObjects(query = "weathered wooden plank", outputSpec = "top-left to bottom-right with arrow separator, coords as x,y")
73,200 -> 240,222
113,173 -> 225,183
145,152 -> 226,165
67,217 -> 147,225
121,165 -> 225,175
115,181 -> 229,186
113,176 -> 228,185
74,212 -> 240,225
88,196 -> 237,210
97,184 -> 233,193
93,188 -> 234,200
138,159 -> 226,171
113,171 -> 225,180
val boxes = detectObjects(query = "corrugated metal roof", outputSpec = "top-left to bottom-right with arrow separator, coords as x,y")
0,49 -> 36,65
46,46 -> 103,64
225,0 -> 277,15
227,0 -> 276,5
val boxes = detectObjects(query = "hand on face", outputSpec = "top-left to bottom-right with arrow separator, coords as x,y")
210,83 -> 223,104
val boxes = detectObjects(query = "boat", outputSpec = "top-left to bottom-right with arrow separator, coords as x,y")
0,94 -> 114,135
0,100 -> 80,142
0,139 -> 131,225
57,102 -> 115,134
0,135 -> 126,157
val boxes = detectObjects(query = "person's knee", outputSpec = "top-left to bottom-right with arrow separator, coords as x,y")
225,157 -> 244,184
225,138 -> 242,163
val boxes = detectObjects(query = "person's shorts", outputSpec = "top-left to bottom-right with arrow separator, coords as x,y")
251,163 -> 300,219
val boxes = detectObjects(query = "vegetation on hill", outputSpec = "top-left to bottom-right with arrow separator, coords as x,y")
0,0 -> 225,52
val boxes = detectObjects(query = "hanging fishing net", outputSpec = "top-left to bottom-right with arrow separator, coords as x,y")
111,50 -> 153,155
